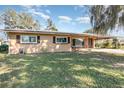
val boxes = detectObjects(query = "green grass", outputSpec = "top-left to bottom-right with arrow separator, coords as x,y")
0,52 -> 124,88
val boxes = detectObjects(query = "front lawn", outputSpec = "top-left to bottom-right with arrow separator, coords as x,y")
0,52 -> 124,88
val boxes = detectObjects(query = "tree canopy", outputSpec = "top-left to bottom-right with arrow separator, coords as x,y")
90,5 -> 124,34
0,9 -> 40,30
46,18 -> 58,31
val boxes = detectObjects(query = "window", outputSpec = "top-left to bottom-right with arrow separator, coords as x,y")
21,35 -> 37,43
56,37 -> 68,43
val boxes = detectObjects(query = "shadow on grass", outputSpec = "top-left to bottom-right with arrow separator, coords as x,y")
0,52 -> 124,87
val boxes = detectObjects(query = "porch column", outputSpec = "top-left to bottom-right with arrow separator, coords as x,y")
84,36 -> 88,48
92,38 -> 95,48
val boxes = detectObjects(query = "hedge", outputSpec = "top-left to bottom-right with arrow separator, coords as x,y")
0,44 -> 8,52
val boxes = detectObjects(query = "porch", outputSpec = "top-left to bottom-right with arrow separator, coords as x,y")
71,36 -> 95,51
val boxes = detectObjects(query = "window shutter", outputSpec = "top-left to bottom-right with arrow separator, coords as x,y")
53,36 -> 56,43
68,37 -> 70,43
37,36 -> 40,43
72,39 -> 76,46
16,35 -> 20,43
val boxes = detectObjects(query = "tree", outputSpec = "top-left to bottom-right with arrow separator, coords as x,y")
2,9 -> 18,29
112,38 -> 120,48
18,12 -> 40,30
0,9 -> 40,30
90,5 -> 124,34
84,29 -> 94,34
46,18 -> 58,31
103,40 -> 112,48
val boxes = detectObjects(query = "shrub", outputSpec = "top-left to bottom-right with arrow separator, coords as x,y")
95,39 -> 113,48
112,38 -> 121,49
0,44 -> 9,52
95,42 -> 102,48
102,40 -> 112,48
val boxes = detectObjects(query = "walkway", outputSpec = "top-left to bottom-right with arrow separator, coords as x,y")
79,48 -> 124,54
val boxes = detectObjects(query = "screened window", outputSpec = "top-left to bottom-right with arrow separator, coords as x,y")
21,35 -> 37,43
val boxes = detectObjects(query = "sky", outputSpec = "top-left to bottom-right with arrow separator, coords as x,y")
0,5 -> 123,38
0,5 -> 91,33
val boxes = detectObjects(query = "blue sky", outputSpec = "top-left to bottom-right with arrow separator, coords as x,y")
0,5 -> 124,36
0,5 -> 91,33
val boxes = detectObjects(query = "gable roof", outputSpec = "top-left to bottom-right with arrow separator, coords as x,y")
0,29 -> 113,39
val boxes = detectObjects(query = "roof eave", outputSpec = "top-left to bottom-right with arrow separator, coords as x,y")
0,29 -> 113,38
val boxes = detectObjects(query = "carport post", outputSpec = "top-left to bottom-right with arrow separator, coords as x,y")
84,36 -> 88,48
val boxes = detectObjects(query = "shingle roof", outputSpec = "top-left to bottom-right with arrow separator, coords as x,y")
0,29 -> 113,39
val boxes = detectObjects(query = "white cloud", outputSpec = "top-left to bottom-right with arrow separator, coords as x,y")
76,16 -> 90,24
28,9 -> 50,20
45,9 -> 51,14
58,16 -> 72,23
21,5 -> 50,20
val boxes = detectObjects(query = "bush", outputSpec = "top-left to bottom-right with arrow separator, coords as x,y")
95,42 -> 102,48
102,40 -> 112,48
112,38 -> 121,49
0,44 -> 9,52
95,40 -> 113,48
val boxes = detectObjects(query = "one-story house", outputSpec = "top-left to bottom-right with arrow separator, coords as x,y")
0,29 -> 112,54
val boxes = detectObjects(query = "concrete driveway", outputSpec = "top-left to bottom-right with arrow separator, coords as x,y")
79,48 -> 124,54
